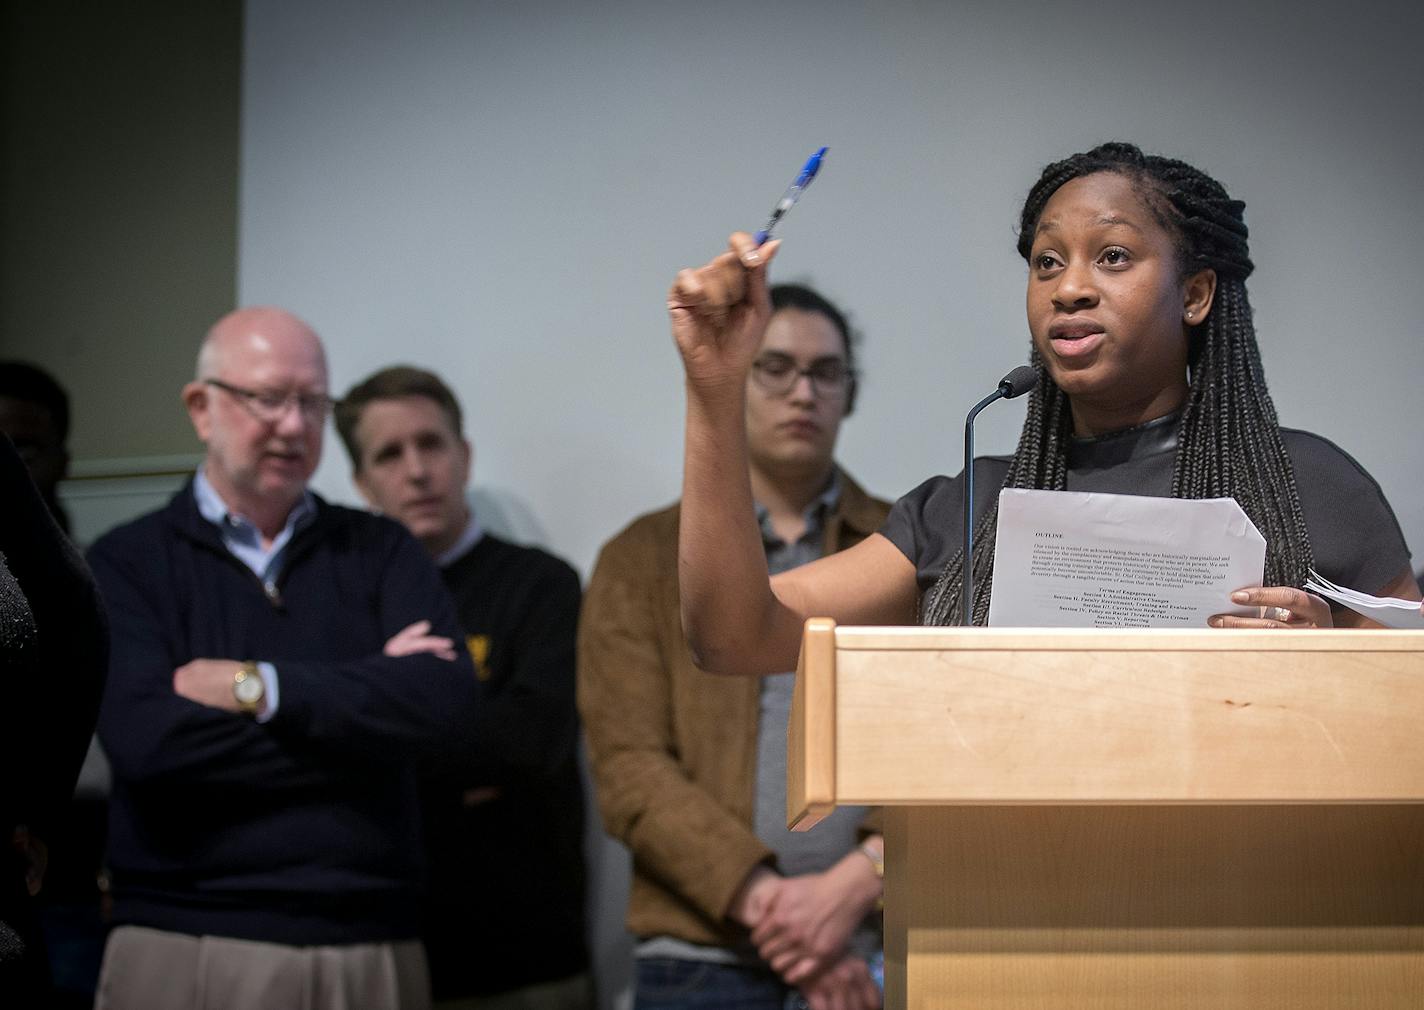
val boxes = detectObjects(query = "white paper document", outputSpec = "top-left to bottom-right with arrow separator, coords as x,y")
987,489 -> 1266,628
1304,569 -> 1424,629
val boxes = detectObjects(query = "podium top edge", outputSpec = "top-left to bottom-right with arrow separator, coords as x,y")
824,625 -> 1424,652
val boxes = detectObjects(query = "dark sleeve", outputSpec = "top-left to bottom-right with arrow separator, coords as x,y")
0,435 -> 108,834
881,460 -> 1018,594
880,472 -> 972,595
90,530 -> 340,791
1285,430 -> 1413,594
265,525 -> 483,763
882,476 -> 951,593
435,553 -> 581,783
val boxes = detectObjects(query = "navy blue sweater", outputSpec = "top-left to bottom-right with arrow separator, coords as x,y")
88,484 -> 481,945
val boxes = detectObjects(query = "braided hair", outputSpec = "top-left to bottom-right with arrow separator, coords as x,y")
921,141 -> 1312,626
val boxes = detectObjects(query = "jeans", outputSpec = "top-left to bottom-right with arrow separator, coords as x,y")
634,958 -> 807,1010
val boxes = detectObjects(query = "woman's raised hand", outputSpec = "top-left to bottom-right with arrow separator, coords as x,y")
667,232 -> 780,390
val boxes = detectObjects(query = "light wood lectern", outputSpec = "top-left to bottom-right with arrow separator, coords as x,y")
787,622 -> 1424,1009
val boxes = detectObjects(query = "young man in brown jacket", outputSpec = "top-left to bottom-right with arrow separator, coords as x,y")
579,285 -> 890,1010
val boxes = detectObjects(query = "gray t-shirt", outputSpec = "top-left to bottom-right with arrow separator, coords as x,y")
753,478 -> 867,876
882,415 -> 1412,598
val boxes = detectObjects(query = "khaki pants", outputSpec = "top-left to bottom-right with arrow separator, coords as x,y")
95,925 -> 430,1010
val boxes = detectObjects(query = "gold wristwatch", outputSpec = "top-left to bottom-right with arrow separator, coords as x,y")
233,660 -> 265,715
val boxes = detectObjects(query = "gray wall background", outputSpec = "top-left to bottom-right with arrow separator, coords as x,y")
240,0 -> 1422,583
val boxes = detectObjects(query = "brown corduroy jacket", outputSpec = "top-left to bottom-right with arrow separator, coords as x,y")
577,471 -> 892,945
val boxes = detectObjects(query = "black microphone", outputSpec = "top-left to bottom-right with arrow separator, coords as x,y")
961,365 -> 1039,625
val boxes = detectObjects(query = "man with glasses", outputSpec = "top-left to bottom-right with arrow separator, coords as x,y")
580,285 -> 890,1010
86,307 -> 480,1010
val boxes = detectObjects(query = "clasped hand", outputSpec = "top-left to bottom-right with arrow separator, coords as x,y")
732,853 -> 883,1010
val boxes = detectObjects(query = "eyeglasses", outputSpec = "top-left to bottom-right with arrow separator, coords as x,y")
204,378 -> 336,423
749,353 -> 851,398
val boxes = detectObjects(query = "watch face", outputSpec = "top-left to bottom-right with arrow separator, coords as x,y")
235,671 -> 264,704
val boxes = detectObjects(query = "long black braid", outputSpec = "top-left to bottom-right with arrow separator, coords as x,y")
921,142 -> 1313,626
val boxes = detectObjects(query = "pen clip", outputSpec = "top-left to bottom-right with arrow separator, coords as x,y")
795,147 -> 828,189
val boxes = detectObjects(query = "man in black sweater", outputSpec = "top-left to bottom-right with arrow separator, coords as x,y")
337,366 -> 590,1010
89,310 -> 481,1010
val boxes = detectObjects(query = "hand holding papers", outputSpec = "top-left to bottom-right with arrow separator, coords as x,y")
1305,569 -> 1424,629
987,489 -> 1266,628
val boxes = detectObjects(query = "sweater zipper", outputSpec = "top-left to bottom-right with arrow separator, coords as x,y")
180,502 -> 319,611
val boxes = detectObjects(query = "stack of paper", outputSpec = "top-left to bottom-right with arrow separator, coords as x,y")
1305,569 -> 1424,629
989,489 -> 1265,628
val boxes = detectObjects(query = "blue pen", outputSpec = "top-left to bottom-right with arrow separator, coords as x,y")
754,146 -> 828,245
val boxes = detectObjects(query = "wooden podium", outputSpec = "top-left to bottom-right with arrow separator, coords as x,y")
787,622 -> 1424,1009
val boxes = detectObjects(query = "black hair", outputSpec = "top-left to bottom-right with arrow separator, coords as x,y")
921,141 -> 1312,625
0,360 -> 73,532
0,360 -> 70,442
769,283 -> 859,414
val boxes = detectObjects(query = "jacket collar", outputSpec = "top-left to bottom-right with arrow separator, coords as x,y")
830,467 -> 884,537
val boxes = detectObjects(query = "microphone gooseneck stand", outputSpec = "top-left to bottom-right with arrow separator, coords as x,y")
961,365 -> 1039,626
